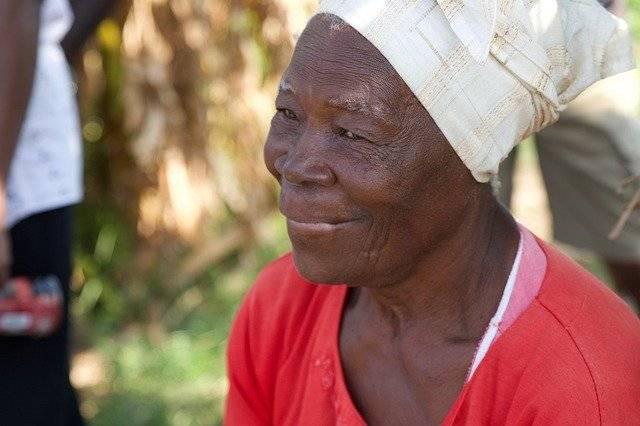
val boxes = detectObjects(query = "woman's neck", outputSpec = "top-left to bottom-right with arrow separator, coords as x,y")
354,193 -> 520,343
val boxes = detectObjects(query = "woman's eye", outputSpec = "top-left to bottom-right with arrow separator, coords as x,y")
338,128 -> 364,141
277,108 -> 297,120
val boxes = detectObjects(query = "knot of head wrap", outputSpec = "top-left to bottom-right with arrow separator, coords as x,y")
435,0 -> 498,63
315,0 -> 635,182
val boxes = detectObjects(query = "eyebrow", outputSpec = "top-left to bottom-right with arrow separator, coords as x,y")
277,79 -> 398,128
327,95 -> 395,127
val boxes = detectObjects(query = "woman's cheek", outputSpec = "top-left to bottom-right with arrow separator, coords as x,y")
334,143 -> 405,201
264,131 -> 286,179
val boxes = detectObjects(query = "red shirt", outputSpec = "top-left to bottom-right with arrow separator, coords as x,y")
225,240 -> 640,425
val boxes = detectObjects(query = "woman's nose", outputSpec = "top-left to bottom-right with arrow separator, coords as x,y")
278,134 -> 336,187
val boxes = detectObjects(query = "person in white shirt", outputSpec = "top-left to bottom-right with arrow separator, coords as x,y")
0,0 -> 113,423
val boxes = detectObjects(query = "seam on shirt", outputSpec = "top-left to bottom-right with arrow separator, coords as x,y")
535,297 -> 602,425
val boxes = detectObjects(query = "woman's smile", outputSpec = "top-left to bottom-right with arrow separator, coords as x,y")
279,183 -> 367,238
285,217 -> 362,235
280,195 -> 364,236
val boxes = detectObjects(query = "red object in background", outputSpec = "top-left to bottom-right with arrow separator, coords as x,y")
0,276 -> 62,337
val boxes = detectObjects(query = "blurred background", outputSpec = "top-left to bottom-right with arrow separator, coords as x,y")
65,1 -> 640,424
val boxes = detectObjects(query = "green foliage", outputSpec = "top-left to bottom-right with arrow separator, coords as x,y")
88,331 -> 228,426
627,0 -> 640,41
77,211 -> 289,425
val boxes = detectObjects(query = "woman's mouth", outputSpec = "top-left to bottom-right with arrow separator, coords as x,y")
285,217 -> 360,234
279,191 -> 365,236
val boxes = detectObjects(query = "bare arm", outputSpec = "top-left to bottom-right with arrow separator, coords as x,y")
61,0 -> 117,63
0,0 -> 41,219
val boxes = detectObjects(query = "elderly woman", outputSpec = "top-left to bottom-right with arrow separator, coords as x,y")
225,0 -> 640,424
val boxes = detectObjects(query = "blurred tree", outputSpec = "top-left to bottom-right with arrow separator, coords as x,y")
74,0 -> 316,338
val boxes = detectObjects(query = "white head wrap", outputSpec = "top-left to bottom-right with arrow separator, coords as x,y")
314,0 -> 635,182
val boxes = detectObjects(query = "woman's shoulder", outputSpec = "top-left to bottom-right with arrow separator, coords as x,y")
470,240 -> 640,423
533,241 -> 640,421
226,254 -> 343,420
232,252 -> 340,354
459,263 -> 640,424
534,240 -> 640,358
248,252 -> 335,313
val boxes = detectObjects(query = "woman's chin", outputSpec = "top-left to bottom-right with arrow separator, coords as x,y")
291,249 -> 349,285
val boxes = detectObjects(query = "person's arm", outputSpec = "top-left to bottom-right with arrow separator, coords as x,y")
60,0 -> 117,63
0,0 -> 41,202
0,0 -> 42,282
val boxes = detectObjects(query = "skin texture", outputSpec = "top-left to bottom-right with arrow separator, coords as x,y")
264,14 -> 520,425
0,0 -> 42,282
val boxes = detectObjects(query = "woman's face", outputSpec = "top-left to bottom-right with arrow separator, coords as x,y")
264,15 -> 479,287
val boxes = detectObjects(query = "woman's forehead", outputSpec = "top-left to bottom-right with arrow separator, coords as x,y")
290,14 -> 397,82
281,15 -> 411,122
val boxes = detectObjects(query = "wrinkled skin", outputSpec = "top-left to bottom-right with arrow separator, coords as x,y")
266,21 -> 472,288
264,14 -> 520,425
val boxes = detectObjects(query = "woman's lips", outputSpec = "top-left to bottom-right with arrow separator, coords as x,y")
279,191 -> 364,235
286,217 -> 360,235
